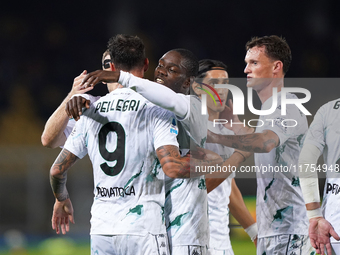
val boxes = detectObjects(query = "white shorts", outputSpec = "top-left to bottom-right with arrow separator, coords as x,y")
171,245 -> 207,255
257,234 -> 315,255
207,247 -> 234,255
330,242 -> 340,254
91,233 -> 169,255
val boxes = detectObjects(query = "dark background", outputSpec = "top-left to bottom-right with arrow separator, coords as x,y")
1,1 -> 340,123
0,0 -> 339,250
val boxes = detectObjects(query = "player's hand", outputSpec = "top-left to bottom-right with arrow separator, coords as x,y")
196,147 -> 223,165
81,70 -> 120,88
309,217 -> 340,255
52,198 -> 75,235
66,96 -> 91,121
70,70 -> 93,95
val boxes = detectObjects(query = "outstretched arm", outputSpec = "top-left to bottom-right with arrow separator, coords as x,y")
81,70 -> 189,118
41,71 -> 93,148
156,145 -> 223,178
207,129 -> 279,153
50,149 -> 79,234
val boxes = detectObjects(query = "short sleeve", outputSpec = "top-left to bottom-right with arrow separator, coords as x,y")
151,107 -> 179,150
64,117 -> 88,159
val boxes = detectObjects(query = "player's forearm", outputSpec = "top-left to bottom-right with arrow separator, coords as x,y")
206,152 -> 245,192
157,145 -> 223,179
299,143 -> 322,206
119,71 -> 188,118
41,94 -> 73,148
229,179 -> 255,228
50,149 -> 78,201
208,130 -> 278,153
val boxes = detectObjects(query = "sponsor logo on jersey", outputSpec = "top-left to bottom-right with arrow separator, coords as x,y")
326,182 -> 340,195
170,118 -> 178,134
96,185 -> 135,198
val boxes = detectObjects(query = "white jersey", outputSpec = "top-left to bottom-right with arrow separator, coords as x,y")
303,98 -> 340,242
64,88 -> 179,236
117,72 -> 210,247
206,121 -> 235,250
62,95 -> 101,144
64,119 -> 76,139
255,92 -> 309,238
165,95 -> 210,247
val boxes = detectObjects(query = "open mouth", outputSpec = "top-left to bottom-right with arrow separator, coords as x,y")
155,78 -> 165,84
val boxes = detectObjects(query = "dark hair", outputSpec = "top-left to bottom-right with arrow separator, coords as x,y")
246,35 -> 292,74
197,59 -> 228,78
171,48 -> 199,77
107,34 -> 145,71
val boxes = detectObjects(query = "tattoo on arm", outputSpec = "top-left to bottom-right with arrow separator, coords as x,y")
223,130 -> 278,153
50,149 -> 78,201
157,146 -> 191,178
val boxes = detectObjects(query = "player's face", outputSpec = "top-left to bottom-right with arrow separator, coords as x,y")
154,51 -> 189,94
202,70 -> 229,113
244,46 -> 275,90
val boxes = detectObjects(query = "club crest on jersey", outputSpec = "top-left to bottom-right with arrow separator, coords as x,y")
170,118 -> 178,134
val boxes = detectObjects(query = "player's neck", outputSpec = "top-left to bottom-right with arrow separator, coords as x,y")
257,78 -> 284,104
208,109 -> 220,121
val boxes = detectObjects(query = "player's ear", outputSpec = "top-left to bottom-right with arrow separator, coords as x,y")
110,62 -> 116,71
181,77 -> 192,94
143,58 -> 149,73
273,60 -> 283,75
191,81 -> 203,97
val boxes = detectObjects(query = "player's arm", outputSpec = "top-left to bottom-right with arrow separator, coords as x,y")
50,148 -> 78,234
156,145 -> 223,178
228,179 -> 258,246
299,143 -> 340,254
81,70 -> 189,118
41,71 -> 92,148
205,150 -> 250,192
207,129 -> 279,153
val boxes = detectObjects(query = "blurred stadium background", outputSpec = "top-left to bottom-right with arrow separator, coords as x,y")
1,0 -> 340,254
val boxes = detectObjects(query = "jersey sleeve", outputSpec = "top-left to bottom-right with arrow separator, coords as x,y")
303,103 -> 328,152
63,119 -> 76,139
118,71 -> 189,119
64,117 -> 88,159
150,107 -> 179,150
259,104 -> 301,146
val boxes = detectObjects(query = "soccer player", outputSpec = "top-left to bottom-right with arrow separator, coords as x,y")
299,99 -> 340,255
192,59 -> 257,254
207,35 -> 314,254
79,49 -> 248,255
50,37 -> 222,255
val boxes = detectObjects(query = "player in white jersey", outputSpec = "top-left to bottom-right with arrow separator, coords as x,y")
192,59 -> 257,255
299,99 -> 340,255
50,40 -> 224,255
80,48 -> 210,255
206,36 -> 314,254
79,49 -> 248,255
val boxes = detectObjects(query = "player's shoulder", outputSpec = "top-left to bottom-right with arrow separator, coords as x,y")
322,98 -> 340,110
